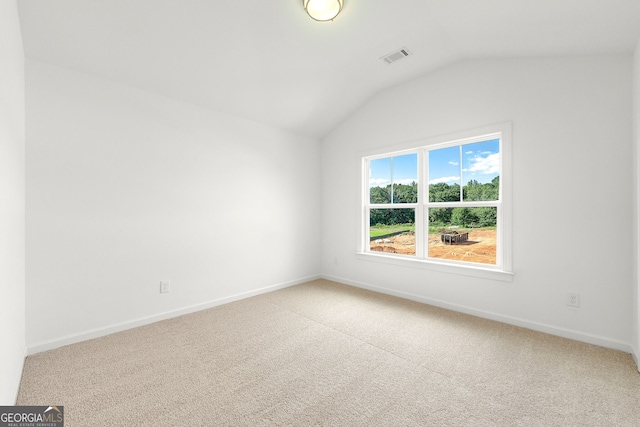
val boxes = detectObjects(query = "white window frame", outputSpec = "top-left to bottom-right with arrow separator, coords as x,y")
357,123 -> 513,281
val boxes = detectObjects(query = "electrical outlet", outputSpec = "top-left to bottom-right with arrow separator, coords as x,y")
567,292 -> 580,308
160,280 -> 171,294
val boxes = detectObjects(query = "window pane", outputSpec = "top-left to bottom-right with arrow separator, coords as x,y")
428,207 -> 497,265
462,139 -> 500,201
369,154 -> 418,204
370,208 -> 415,255
392,154 -> 418,203
369,158 -> 391,203
429,146 -> 461,202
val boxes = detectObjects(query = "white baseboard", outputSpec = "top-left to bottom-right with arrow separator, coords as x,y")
27,275 -> 319,355
322,274 -> 634,354
633,346 -> 640,372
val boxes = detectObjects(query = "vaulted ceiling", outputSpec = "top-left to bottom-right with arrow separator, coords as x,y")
17,0 -> 640,138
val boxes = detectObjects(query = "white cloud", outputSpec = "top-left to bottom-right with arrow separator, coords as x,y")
429,176 -> 460,184
394,178 -> 417,185
370,178 -> 416,187
369,178 -> 390,187
465,152 -> 499,175
448,161 -> 459,166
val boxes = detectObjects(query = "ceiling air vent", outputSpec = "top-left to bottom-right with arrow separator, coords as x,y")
381,48 -> 412,64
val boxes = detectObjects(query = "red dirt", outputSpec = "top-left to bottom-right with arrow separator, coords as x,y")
370,229 -> 496,265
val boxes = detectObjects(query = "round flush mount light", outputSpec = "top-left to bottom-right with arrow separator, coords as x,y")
303,0 -> 344,22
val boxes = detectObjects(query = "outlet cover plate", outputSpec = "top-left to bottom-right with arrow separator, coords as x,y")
567,292 -> 580,307
160,280 -> 170,293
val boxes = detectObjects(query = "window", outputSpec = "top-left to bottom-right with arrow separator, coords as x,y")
369,153 -> 418,256
361,124 -> 512,278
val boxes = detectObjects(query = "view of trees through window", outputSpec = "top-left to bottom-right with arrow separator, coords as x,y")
369,153 -> 418,256
367,138 -> 501,265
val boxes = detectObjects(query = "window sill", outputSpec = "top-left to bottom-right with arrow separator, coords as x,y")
356,252 -> 514,282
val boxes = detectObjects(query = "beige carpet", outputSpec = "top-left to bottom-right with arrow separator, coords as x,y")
18,279 -> 640,426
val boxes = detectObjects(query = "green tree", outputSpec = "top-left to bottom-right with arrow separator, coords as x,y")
370,208 -> 414,226
463,179 -> 480,201
370,186 -> 390,204
451,207 -> 477,227
463,177 -> 499,201
370,208 -> 389,226
393,182 -> 418,203
390,208 -> 414,225
429,207 -> 453,226
474,207 -> 497,227
429,182 -> 460,202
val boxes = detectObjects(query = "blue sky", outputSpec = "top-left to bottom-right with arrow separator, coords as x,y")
369,139 -> 500,188
369,153 -> 417,187
430,139 -> 500,185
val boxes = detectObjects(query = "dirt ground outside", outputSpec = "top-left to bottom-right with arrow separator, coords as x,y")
370,229 -> 496,265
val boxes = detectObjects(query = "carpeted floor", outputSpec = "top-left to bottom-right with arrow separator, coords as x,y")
18,279 -> 640,426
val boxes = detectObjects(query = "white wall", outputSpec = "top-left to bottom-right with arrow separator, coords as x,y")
321,56 -> 634,351
0,1 -> 26,405
634,39 -> 640,369
26,60 -> 321,352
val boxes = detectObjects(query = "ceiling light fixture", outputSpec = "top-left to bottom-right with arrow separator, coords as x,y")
303,0 -> 343,22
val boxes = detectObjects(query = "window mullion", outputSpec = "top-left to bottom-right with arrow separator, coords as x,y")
459,145 -> 463,201
390,157 -> 394,204
416,150 -> 424,259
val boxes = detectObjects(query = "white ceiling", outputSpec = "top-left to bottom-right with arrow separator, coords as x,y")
17,0 -> 640,138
